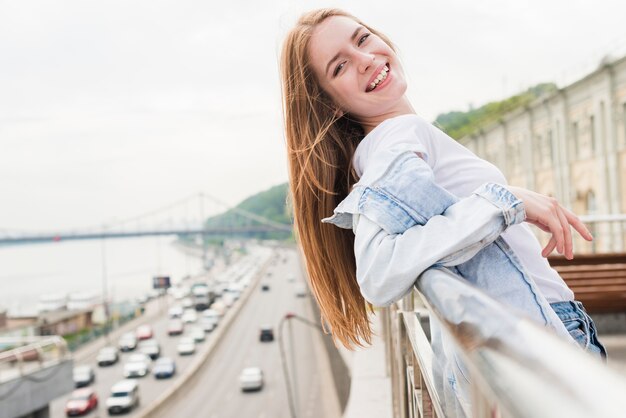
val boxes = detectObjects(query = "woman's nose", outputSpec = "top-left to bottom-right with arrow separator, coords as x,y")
356,51 -> 375,73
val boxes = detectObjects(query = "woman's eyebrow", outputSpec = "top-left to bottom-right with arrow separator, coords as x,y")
324,26 -> 365,76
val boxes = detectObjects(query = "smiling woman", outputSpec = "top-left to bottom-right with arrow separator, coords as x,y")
280,8 -> 605,364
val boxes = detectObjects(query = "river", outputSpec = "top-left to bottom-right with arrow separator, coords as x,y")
0,236 -> 205,316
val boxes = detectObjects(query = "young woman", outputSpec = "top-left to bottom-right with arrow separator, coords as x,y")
280,8 -> 606,361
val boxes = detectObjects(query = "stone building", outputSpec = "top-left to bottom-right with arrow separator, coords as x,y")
460,54 -> 626,254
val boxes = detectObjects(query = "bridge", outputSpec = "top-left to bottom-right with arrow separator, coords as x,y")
0,192 -> 292,246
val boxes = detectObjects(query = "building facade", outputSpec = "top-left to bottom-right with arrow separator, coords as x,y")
460,55 -> 626,254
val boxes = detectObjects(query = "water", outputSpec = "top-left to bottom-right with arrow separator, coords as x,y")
0,236 -> 204,316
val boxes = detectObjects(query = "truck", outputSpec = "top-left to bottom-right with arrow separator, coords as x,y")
191,283 -> 214,311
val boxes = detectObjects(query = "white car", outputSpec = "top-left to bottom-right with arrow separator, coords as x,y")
97,346 -> 119,367
201,309 -> 220,321
177,337 -> 196,355
199,317 -> 217,332
182,309 -> 198,323
123,353 -> 151,378
188,327 -> 206,343
168,305 -> 184,319
106,380 -> 140,415
239,367 -> 264,391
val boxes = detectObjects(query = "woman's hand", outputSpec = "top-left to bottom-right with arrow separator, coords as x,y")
506,185 -> 593,260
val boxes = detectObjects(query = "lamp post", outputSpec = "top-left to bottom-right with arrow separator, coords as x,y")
100,224 -> 110,344
277,312 -> 325,418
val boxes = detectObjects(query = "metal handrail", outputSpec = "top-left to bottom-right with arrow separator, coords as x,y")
0,336 -> 69,382
386,267 -> 626,418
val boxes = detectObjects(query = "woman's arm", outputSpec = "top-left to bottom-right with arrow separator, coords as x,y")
354,184 -> 593,307
354,184 -> 522,306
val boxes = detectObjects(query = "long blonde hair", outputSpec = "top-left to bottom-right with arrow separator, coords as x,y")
280,9 -> 395,349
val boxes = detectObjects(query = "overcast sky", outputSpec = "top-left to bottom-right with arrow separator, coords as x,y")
1,0 -> 625,231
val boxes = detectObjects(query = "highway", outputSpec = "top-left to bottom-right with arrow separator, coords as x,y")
50,246 -> 335,418
49,247 -> 274,418
150,247 -> 333,418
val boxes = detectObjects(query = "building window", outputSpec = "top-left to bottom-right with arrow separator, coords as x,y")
547,130 -> 554,166
590,115 -> 596,155
623,103 -> 626,149
572,121 -> 579,159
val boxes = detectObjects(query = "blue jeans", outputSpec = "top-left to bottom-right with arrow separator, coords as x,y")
550,300 -> 607,361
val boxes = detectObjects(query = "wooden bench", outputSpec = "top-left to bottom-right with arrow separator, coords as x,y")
548,253 -> 626,314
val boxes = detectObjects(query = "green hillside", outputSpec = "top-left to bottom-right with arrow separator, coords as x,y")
434,83 -> 557,140
204,183 -> 292,240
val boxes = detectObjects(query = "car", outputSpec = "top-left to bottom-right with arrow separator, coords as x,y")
177,337 -> 196,355
153,357 -> 176,379
239,367 -> 264,392
210,300 -> 227,316
73,365 -> 95,388
106,380 -> 140,415
199,317 -> 217,333
181,297 -> 194,309
188,326 -> 206,343
97,346 -> 119,367
65,387 -> 98,416
201,309 -> 220,321
181,309 -> 198,323
261,283 -> 270,291
259,326 -> 274,342
295,284 -> 308,297
136,324 -> 153,340
118,332 -> 137,352
167,319 -> 185,336
123,353 -> 151,378
138,339 -> 161,360
168,305 -> 184,319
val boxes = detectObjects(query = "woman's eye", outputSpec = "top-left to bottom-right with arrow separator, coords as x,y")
333,62 -> 345,77
358,33 -> 370,46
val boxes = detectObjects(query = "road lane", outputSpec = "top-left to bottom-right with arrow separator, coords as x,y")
151,247 -> 332,418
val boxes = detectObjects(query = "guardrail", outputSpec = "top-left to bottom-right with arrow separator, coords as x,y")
0,336 -> 70,384
384,267 -> 626,418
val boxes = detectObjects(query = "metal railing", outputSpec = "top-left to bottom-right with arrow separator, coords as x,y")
0,336 -> 70,384
384,267 -> 626,418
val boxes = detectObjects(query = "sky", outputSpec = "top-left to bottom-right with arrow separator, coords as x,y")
1,0 -> 625,231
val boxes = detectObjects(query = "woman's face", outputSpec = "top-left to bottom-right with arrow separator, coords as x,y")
308,16 -> 409,124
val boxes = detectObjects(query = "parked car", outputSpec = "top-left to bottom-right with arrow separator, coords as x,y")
97,346 -> 119,367
138,339 -> 161,360
136,324 -> 153,340
182,309 -> 198,323
65,387 -> 98,416
188,326 -> 206,343
106,380 -> 140,415
123,353 -> 151,378
168,305 -> 184,319
73,365 -> 95,388
118,332 -> 137,352
153,357 -> 176,379
176,337 -> 196,355
259,326 -> 274,342
199,317 -> 217,333
167,319 -> 185,336
261,283 -> 270,291
239,367 -> 264,391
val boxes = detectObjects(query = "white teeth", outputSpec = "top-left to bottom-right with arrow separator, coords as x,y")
368,65 -> 390,91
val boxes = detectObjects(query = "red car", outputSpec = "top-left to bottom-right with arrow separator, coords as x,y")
136,324 -> 154,340
65,388 -> 98,416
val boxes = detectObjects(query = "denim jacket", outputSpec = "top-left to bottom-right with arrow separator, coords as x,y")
322,149 -> 572,338
322,149 -> 574,417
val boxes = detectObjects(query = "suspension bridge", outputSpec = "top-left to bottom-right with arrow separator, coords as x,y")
0,192 -> 292,246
